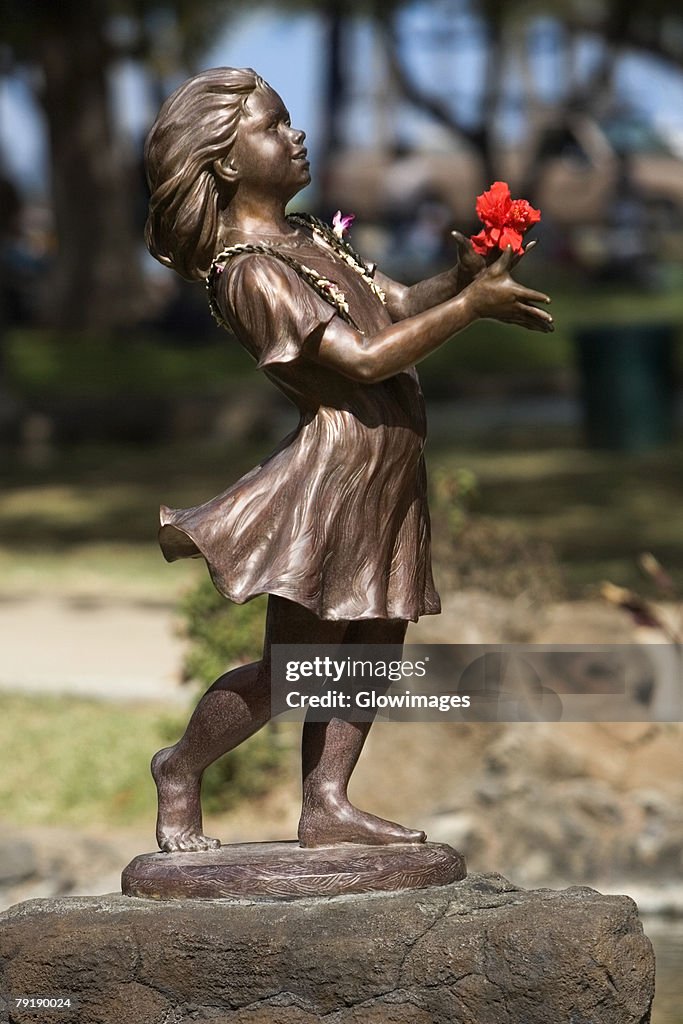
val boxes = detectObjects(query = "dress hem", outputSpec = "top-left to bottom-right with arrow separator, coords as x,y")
158,518 -> 441,624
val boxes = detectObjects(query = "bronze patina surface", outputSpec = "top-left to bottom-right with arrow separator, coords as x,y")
134,67 -> 552,879
121,841 -> 466,901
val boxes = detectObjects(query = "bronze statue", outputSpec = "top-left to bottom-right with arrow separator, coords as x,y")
143,67 -> 553,856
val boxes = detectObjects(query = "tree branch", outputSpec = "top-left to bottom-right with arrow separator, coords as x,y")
372,7 -> 482,152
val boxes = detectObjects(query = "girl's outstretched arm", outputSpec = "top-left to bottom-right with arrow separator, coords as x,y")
307,247 -> 552,384
376,233 -> 537,321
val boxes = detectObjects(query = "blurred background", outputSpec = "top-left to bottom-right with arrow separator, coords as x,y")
1,2 -> 682,1019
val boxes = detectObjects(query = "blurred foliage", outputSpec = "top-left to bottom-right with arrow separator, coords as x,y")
5,329 -> 251,397
2,0 -> 238,66
5,0 -> 683,330
0,687 -> 293,824
6,281 -> 683,398
178,579 -> 266,684
429,443 -> 683,597
429,459 -> 565,605
430,464 -> 479,535
2,1 -> 241,328
0,692 -> 164,825
173,581 -> 287,813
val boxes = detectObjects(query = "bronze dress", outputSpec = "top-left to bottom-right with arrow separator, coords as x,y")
158,229 -> 441,622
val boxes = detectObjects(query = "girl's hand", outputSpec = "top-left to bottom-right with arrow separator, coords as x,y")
463,246 -> 553,333
451,230 -> 539,281
450,231 -> 486,286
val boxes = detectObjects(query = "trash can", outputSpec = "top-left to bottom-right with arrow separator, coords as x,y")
575,323 -> 675,452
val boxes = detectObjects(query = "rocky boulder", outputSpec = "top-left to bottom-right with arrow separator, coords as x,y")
0,873 -> 654,1023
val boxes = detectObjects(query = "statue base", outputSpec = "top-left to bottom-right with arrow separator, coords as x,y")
121,840 -> 466,900
0,874 -> 654,1022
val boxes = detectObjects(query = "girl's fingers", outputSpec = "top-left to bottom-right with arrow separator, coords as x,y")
520,302 -> 553,322
511,239 -> 537,268
451,231 -> 484,265
464,239 -> 539,270
493,246 -> 515,273
516,304 -> 555,331
517,286 -> 551,304
517,318 -> 553,333
450,230 -> 472,256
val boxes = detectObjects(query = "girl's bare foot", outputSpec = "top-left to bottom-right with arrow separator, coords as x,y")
298,793 -> 426,848
151,747 -> 220,853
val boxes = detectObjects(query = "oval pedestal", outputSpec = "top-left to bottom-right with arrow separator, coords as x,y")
121,840 -> 466,901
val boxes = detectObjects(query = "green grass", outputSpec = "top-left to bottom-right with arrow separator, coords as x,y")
0,692 -> 169,825
0,691 -> 295,826
0,542 -> 201,602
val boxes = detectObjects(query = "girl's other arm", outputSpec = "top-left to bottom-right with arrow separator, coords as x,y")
307,247 -> 552,384
376,233 -> 536,321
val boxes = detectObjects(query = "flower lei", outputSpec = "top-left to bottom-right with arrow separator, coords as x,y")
206,213 -> 385,335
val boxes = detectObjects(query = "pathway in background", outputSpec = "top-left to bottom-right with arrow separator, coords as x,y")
0,594 -> 187,703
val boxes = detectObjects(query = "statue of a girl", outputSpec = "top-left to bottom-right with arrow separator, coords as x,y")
144,67 -> 553,854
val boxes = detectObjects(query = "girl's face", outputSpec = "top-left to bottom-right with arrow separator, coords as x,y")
227,87 -> 310,200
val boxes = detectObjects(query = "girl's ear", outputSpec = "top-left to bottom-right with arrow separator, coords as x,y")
213,157 -> 239,185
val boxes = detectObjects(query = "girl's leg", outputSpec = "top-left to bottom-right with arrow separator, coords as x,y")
152,595 -> 347,852
298,618 -> 427,847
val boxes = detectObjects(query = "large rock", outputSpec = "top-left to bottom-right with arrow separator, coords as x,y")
0,874 -> 654,1023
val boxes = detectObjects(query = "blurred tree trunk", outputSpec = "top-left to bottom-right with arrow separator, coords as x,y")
316,2 -> 348,210
36,11 -> 147,330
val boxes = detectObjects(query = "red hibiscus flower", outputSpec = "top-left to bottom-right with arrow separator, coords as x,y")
470,181 -> 541,256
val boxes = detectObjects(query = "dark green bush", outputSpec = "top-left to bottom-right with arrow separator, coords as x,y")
170,579 -> 292,813
178,578 -> 267,685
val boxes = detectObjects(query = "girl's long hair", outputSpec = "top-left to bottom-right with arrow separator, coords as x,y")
144,67 -> 266,281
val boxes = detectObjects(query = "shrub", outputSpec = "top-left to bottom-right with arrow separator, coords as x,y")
170,579 -> 292,813
178,578 -> 266,685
